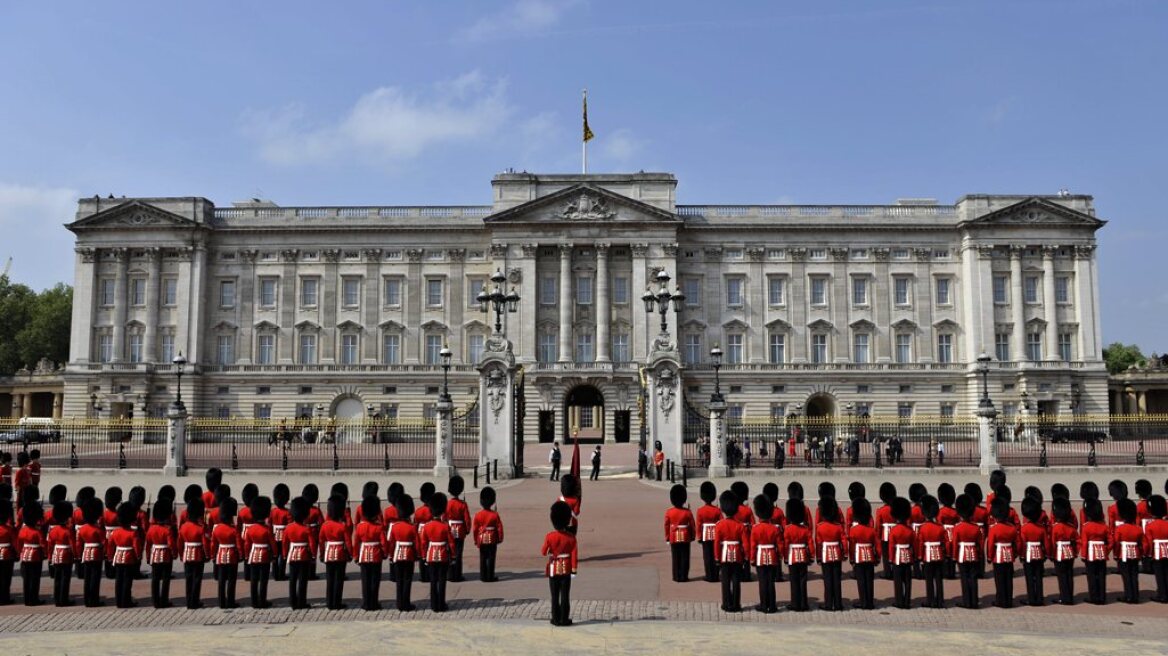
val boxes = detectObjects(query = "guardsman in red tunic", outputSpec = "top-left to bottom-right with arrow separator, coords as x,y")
1113,498 -> 1144,603
542,501 -> 578,626
27,449 -> 41,488
695,482 -> 722,583
557,475 -> 581,536
472,486 -> 504,583
1145,495 -> 1168,603
664,485 -> 696,583
17,502 -> 46,606
848,498 -> 879,609
1135,480 -> 1154,575
815,497 -> 847,612
202,468 -> 222,519
936,483 -> 960,580
179,497 -> 210,609
446,476 -> 472,583
713,491 -> 749,613
750,495 -> 782,614
353,496 -> 387,611
237,483 -> 259,584
302,484 -> 324,582
1107,479 -> 1129,537
963,483 -> 989,580
1050,483 -> 1078,530
106,503 -> 143,608
0,502 -> 16,605
145,499 -> 177,608
915,495 -> 948,608
887,497 -> 915,609
329,482 -> 354,538
12,452 -> 31,510
762,482 -> 786,583
387,494 -> 420,611
211,497 -> 242,609
1049,497 -> 1079,605
1078,481 -> 1099,527
283,497 -> 317,610
986,495 -> 1019,608
0,451 -> 11,488
420,493 -> 455,612
383,482 -> 403,584
907,483 -> 927,580
875,482 -> 898,580
1080,498 -> 1111,604
46,502 -> 75,607
319,495 -> 353,610
101,487 -> 123,580
1019,496 -> 1050,606
845,482 -> 868,529
75,498 -> 106,607
783,498 -> 813,612
414,482 -> 435,583
243,496 -> 276,608
270,484 -> 291,582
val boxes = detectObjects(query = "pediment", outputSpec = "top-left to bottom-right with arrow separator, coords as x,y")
722,319 -> 750,332
294,319 -> 320,331
483,183 -> 680,224
420,319 -> 448,332
933,319 -> 960,330
336,320 -> 363,331
807,319 -> 835,332
765,318 -> 792,331
254,320 -> 280,331
891,318 -> 917,332
378,319 -> 406,331
849,319 -> 876,332
681,319 -> 708,331
68,200 -> 202,231
961,197 -> 1104,229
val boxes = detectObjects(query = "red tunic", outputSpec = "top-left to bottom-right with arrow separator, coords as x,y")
202,490 -> 218,512
282,522 -> 316,563
419,518 -> 454,564
446,497 -> 472,542
713,517 -> 749,564
557,496 -> 580,531
13,467 -> 31,505
750,521 -> 783,566
664,507 -> 696,544
387,520 -> 420,563
783,523 -> 814,566
695,503 -> 723,543
770,506 -> 788,528
269,506 -> 291,545
352,520 -> 387,564
887,524 -> 915,566
178,521 -> 211,562
1113,523 -> 1145,562
472,509 -> 504,547
0,463 -> 10,487
938,506 -> 961,545
17,524 -> 45,562
1145,518 -> 1168,560
1050,521 -> 1079,561
1080,520 -> 1111,562
1019,521 -> 1051,562
243,523 -> 276,565
144,524 -> 176,564
848,523 -> 880,564
318,519 -> 353,563
541,529 -> 578,576
210,523 -> 242,565
382,505 -> 399,526
734,505 -> 754,535
914,520 -> 948,563
27,461 -> 41,487
74,523 -> 106,563
106,526 -> 143,565
815,521 -> 847,563
45,524 -> 74,565
0,523 -> 14,562
985,522 -> 1019,564
875,504 -> 896,544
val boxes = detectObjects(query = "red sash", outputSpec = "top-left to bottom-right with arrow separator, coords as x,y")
1025,541 -> 1045,563
957,541 -> 978,564
149,544 -> 172,565
182,541 -> 205,562
700,523 -> 717,542
1055,540 -> 1075,562
881,523 -> 895,542
1119,541 -> 1140,562
425,541 -> 449,564
755,544 -> 776,566
548,554 -> 571,577
247,543 -> 272,565
478,526 -> 497,545
112,545 -> 135,565
81,542 -> 103,563
1154,539 -> 1168,560
820,541 -> 842,563
272,524 -> 286,543
893,543 -> 913,566
392,541 -> 414,562
669,525 -> 691,544
993,542 -> 1014,564
787,543 -> 809,566
853,542 -> 875,564
215,544 -> 238,566
1086,540 -> 1107,562
357,541 -> 381,564
923,541 -> 943,563
721,540 -> 743,563
323,540 -> 347,563
51,544 -> 73,565
20,544 -> 43,563
448,521 -> 465,540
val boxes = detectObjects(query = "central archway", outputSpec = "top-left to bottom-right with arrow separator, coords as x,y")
805,393 -> 836,442
563,384 -> 605,444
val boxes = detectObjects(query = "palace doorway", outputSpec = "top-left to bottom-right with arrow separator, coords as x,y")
563,385 -> 605,443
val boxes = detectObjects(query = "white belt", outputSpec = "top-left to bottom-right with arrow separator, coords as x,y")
1119,541 -> 1140,562
923,541 -> 943,562
820,541 -> 841,562
881,523 -> 895,541
957,541 -> 977,563
1087,540 -> 1106,561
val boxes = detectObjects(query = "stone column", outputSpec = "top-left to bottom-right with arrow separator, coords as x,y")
1009,246 -> 1026,363
111,248 -> 129,362
164,402 -> 188,477
596,243 -> 611,362
405,249 -> 423,363
364,249 -> 383,362
558,244 -> 573,363
977,404 -> 999,474
647,359 -> 684,467
789,249 -> 807,362
1127,389 -> 1137,416
69,247 -> 98,363
52,393 -> 63,419
11,394 -> 24,419
21,393 -> 32,418
1137,390 -> 1147,414
434,396 -> 454,477
278,249 -> 298,363
478,335 -> 519,478
186,244 -> 208,366
708,398 -> 729,477
1073,246 -> 1094,361
517,244 -> 539,363
631,244 -> 650,361
873,248 -> 891,362
749,247 -> 766,363
144,248 -> 162,362
237,249 -> 256,364
1042,246 -> 1059,360
321,250 -> 339,364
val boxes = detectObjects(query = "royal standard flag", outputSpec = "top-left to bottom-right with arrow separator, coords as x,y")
583,93 -> 594,142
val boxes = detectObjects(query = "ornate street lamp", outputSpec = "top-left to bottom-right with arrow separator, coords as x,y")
709,344 -> 724,404
976,352 -> 994,409
172,352 -> 187,410
477,269 -> 520,335
315,403 -> 325,419
642,269 -> 685,335
90,393 -> 103,418
439,344 -> 453,403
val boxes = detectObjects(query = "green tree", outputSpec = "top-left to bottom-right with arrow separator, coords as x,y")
1103,342 -> 1145,375
0,275 -> 35,374
0,275 -> 73,375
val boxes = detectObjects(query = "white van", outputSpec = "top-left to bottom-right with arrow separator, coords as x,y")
0,417 -> 62,445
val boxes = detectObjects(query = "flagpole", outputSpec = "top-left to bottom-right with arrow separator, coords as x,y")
582,88 -> 588,174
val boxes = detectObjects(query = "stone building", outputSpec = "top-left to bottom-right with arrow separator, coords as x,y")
62,172 -> 1108,442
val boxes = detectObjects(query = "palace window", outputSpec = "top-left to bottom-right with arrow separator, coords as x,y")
259,278 -> 278,308
935,278 -> 952,305
160,334 -> 175,363
575,332 -> 594,363
340,334 -> 359,365
1024,276 -> 1039,303
611,333 -> 629,362
298,333 -> 317,364
163,278 -> 177,306
1055,276 -> 1071,304
128,334 -> 143,363
895,333 -> 912,363
1026,332 -> 1042,361
810,276 -> 828,306
1058,332 -> 1073,362
540,276 -> 556,305
130,278 -> 146,306
426,279 -> 444,307
936,333 -> 953,364
342,277 -> 361,308
726,333 -> 744,364
853,333 -> 870,364
219,280 -> 236,308
893,277 -> 911,306
995,332 -> 1011,362
683,277 -> 701,307
811,334 -> 827,364
424,334 -> 443,364
382,333 -> 401,364
769,333 -> 786,364
852,277 -> 867,306
613,276 -> 629,304
993,276 -> 1008,304
300,278 -> 319,307
538,331 -> 557,363
576,276 -> 593,305
467,333 -> 485,363
257,334 -> 275,365
897,403 -> 914,419
384,278 -> 402,306
99,279 -> 115,306
726,277 -> 744,307
768,277 -> 785,306
217,335 -> 234,365
683,334 -> 702,364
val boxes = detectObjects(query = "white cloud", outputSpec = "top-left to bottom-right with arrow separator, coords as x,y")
599,128 -> 644,165
456,0 -> 581,43
0,183 -> 78,290
243,72 -> 514,166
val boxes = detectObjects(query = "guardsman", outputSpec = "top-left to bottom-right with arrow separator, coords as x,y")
761,482 -> 786,582
664,484 -> 696,583
1079,481 -> 1100,527
695,482 -> 722,583
202,468 -> 222,517
1107,480 -> 1129,535
845,482 -> 868,528
18,503 -> 46,606
888,497 -> 915,609
543,501 -> 578,626
1019,496 -> 1050,606
211,497 -> 241,609
1050,497 -> 1079,605
107,502 -> 143,608
936,483 -> 960,580
12,452 -> 30,510
388,494 -> 420,611
986,496 -> 1018,608
1113,498 -> 1144,603
446,476 -> 472,583
302,484 -> 324,582
46,501 -> 74,607
713,490 -> 748,612
237,483 -> 259,583
244,496 -> 276,609
908,483 -> 927,580
283,497 -> 316,610
0,502 -> 16,604
558,475 -> 581,536
472,486 -> 503,583
1080,498 -> 1110,605
353,495 -> 387,610
144,499 -> 177,608
76,498 -> 106,607
848,498 -> 879,610
0,452 -> 11,488
875,482 -> 897,580
1051,483 -> 1078,529
270,484 -> 291,582
815,497 -> 846,612
420,493 -> 454,612
963,483 -> 988,579
783,498 -> 813,612
319,495 -> 353,610
1144,495 -> 1168,603
414,482 -> 435,583
101,486 -> 123,579
1134,479 -> 1154,575
915,495 -> 947,609
750,494 -> 781,614
71,486 -> 95,580
384,482 -> 403,584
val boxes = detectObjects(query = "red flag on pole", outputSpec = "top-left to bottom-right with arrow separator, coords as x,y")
569,428 -> 582,500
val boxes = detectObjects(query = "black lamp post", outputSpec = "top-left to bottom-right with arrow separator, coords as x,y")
641,269 -> 685,335
709,344 -> 724,404
477,269 -> 519,335
439,344 -> 453,403
976,352 -> 993,409
90,392 -> 103,418
172,352 -> 187,410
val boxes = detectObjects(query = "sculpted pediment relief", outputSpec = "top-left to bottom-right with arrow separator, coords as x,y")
962,197 -> 1104,229
68,200 -> 201,231
484,183 -> 680,225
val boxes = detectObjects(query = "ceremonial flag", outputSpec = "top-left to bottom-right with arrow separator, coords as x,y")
583,90 -> 594,142
569,427 -> 582,499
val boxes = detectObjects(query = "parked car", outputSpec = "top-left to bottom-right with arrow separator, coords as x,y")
1041,427 -> 1107,443
0,418 -> 63,445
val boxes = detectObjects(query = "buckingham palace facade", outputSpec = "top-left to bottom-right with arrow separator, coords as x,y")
63,171 -> 1107,441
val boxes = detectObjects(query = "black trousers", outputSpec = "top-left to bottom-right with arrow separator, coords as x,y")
150,561 -> 172,608
248,563 -> 270,608
184,561 -> 204,609
550,461 -> 560,480
1054,559 -> 1075,604
992,562 -> 1014,607
325,561 -> 346,609
1022,559 -> 1045,605
479,545 -> 498,581
719,562 -> 741,610
590,463 -> 600,481
670,542 -> 690,582
53,560 -> 72,606
114,563 -> 135,608
892,563 -> 912,608
1151,559 -> 1168,602
0,561 -> 12,604
821,561 -> 842,610
22,561 -> 43,605
288,561 -> 310,609
429,561 -> 449,611
449,539 -> 466,581
359,563 -> 380,610
1085,560 -> 1107,603
655,464 -> 663,481
880,541 -> 893,579
788,563 -> 808,611
756,564 -> 776,611
81,561 -> 102,606
419,559 -> 430,583
922,561 -> 944,608
217,563 -> 237,608
549,574 -> 572,625
272,542 -> 287,581
700,541 -> 717,582
393,561 -> 415,610
853,562 -> 875,609
958,562 -> 979,607
1118,559 -> 1140,602
943,554 -> 957,580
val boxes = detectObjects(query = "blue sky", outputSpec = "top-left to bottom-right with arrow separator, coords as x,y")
1,1 -> 1164,347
